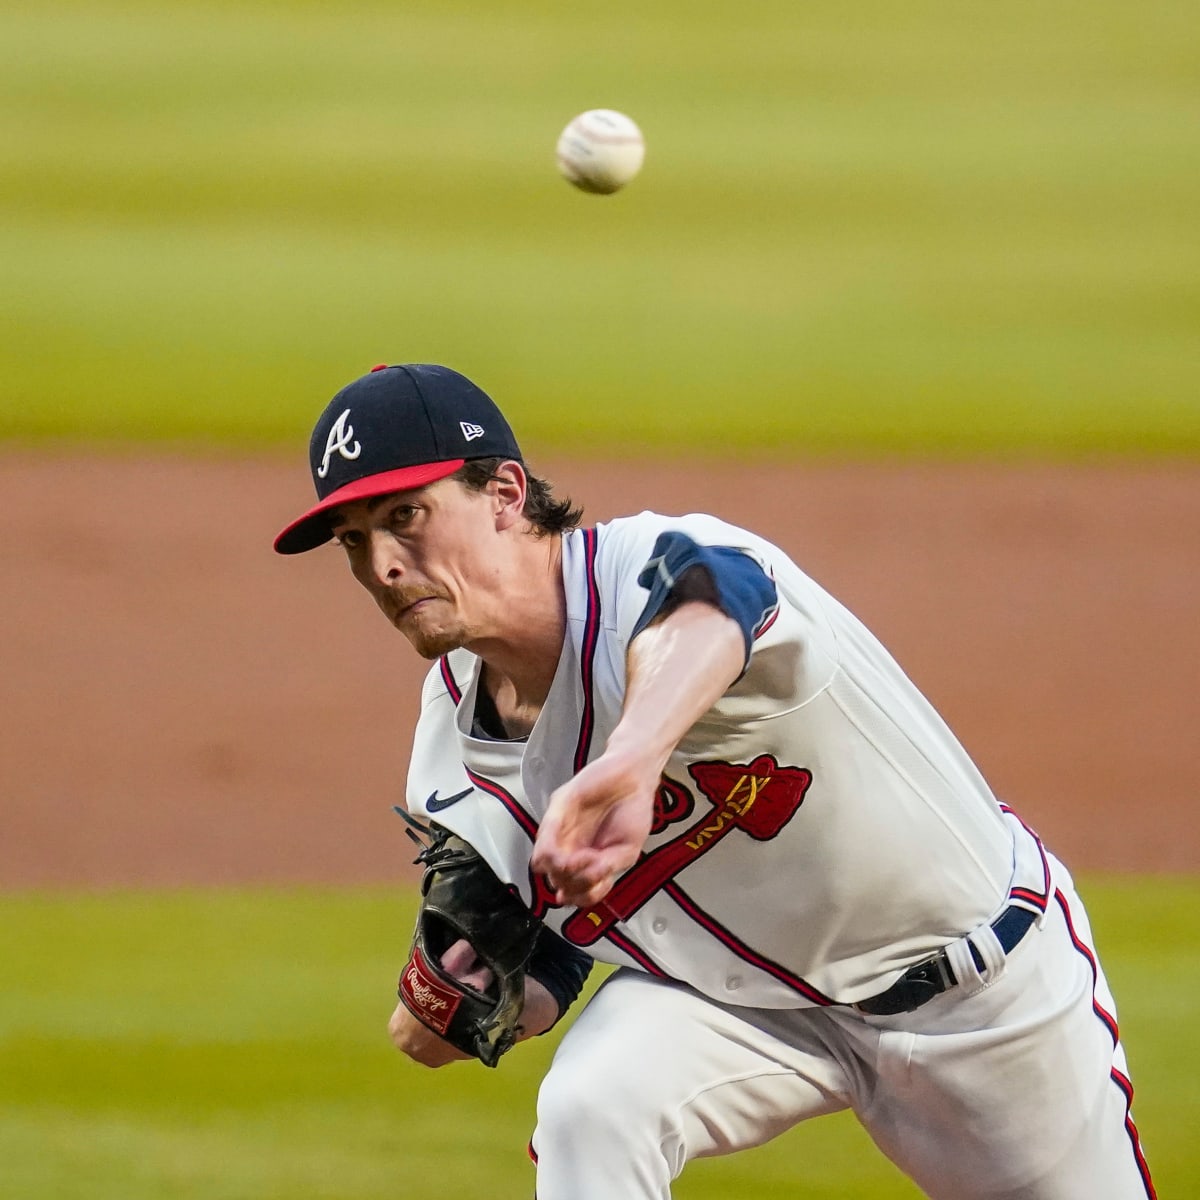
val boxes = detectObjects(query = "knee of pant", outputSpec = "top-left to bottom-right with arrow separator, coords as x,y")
536,1047 -> 681,1155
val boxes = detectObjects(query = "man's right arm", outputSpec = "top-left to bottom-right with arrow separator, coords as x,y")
532,597 -> 746,908
531,530 -> 779,909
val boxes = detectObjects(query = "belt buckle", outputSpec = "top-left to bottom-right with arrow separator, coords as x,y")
855,949 -> 956,1016
911,950 -> 956,992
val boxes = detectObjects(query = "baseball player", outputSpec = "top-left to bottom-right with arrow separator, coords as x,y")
275,363 -> 1156,1199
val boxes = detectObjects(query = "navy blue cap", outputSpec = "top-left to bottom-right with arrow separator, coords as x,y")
274,363 -> 522,554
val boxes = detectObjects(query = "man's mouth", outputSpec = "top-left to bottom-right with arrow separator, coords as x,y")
395,594 -> 441,621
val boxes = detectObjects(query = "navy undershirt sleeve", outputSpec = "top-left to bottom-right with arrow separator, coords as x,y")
526,928 -> 594,1026
631,530 -> 779,668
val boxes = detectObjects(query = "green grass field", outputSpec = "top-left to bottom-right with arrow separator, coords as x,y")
3,0 -> 1198,456
2,879 -> 1196,1199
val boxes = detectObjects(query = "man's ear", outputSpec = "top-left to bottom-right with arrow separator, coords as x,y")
490,461 -> 528,529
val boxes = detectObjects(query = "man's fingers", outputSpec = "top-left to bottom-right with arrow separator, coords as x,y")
533,760 -> 655,908
532,802 -> 628,875
539,848 -> 626,908
554,877 -> 615,909
550,872 -> 611,909
439,939 -> 477,975
439,939 -> 495,991
530,814 -> 580,880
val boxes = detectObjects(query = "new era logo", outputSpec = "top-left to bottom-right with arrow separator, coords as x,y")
459,421 -> 485,442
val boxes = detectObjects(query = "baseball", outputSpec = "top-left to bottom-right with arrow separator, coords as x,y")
555,109 -> 645,195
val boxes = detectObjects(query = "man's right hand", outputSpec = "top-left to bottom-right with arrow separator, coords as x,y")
531,748 -> 659,909
532,601 -> 746,909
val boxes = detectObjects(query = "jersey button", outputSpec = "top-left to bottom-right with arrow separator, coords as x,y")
652,917 -> 668,934
725,975 -> 743,992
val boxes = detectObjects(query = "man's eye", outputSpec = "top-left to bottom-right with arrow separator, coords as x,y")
336,530 -> 363,551
389,505 -> 418,527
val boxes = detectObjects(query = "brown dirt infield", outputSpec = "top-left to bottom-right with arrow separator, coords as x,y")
2,451 -> 1196,890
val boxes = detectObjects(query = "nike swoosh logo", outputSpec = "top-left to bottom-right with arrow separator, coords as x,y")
425,786 -> 474,812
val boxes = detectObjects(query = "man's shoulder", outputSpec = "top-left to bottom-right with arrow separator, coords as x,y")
591,510 -> 761,552
588,511 -> 791,582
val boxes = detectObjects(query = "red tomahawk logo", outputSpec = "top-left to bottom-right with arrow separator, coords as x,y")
562,754 -> 811,946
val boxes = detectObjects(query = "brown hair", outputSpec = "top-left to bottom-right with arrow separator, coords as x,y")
452,458 -> 584,537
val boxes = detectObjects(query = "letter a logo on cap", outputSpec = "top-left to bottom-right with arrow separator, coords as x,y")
318,409 -> 362,478
460,421 -> 485,442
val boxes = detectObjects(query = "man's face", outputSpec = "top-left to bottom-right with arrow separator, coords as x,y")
328,476 -> 507,659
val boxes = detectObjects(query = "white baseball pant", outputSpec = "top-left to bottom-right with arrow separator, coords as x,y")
530,856 -> 1154,1199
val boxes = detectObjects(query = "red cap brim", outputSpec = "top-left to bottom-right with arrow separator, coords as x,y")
273,459 -> 465,554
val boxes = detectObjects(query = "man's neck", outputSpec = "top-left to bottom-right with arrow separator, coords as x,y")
471,533 -> 567,739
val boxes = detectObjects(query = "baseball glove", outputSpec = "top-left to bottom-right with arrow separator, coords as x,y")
395,809 -> 542,1068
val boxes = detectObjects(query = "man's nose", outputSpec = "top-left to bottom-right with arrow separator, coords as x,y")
368,531 -> 404,584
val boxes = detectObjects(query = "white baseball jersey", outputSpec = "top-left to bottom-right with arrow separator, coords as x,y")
405,511 -> 1049,1008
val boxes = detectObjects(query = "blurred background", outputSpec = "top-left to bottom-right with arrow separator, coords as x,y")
2,1 -> 1197,1196
4,0 -> 1197,453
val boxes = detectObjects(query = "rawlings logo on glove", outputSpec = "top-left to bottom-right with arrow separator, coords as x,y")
399,946 -> 460,1034
395,811 -> 542,1068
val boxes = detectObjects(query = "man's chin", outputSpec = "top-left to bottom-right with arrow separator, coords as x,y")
400,625 -> 466,660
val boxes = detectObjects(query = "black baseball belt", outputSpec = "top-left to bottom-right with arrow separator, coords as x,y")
854,905 -> 1038,1016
